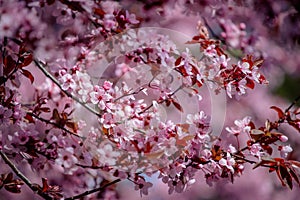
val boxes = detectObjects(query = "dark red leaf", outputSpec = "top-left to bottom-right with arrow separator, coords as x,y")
250,129 -> 264,141
276,167 -> 286,187
39,107 -> 51,113
270,106 -> 285,119
279,165 -> 293,189
175,65 -> 188,77
94,8 -> 106,18
196,80 -> 202,87
259,74 -> 267,84
192,35 -> 201,40
4,184 -> 22,193
21,69 -> 34,84
186,40 -> 199,44
3,55 -> 16,75
262,145 -> 273,155
253,58 -> 264,67
66,121 -> 78,132
211,145 -> 222,161
173,101 -> 183,112
288,166 -> 300,186
289,160 -> 300,168
20,53 -> 33,67
175,56 -> 182,66
165,99 -> 171,107
42,178 -> 49,193
25,113 -> 35,123
59,0 -> 85,12
253,158 -> 276,170
4,173 -> 13,183
52,109 -> 60,122
245,78 -> 255,89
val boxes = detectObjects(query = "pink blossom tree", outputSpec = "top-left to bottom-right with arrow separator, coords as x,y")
1,1 -> 300,200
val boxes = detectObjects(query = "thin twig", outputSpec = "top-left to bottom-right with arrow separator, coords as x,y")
27,112 -> 83,139
34,59 -> 101,118
137,85 -> 183,115
0,151 -> 53,200
231,154 -> 273,168
285,95 -> 300,113
65,179 -> 121,200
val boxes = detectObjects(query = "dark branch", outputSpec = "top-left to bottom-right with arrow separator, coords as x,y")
0,150 -> 53,200
285,95 -> 300,113
34,59 -> 101,118
65,179 -> 121,200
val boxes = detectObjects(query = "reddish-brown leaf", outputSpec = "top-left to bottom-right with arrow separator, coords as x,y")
245,78 -> 255,89
270,106 -> 285,119
66,121 -> 78,133
52,109 -> 60,122
20,53 -> 33,67
250,129 -> 264,141
94,8 -> 106,18
211,145 -> 222,161
4,184 -> 22,193
3,173 -> 13,183
279,165 -> 293,189
186,40 -> 200,44
3,55 -> 16,75
175,65 -> 188,77
39,107 -> 51,113
259,74 -> 267,84
42,178 -> 49,193
173,101 -> 183,112
25,113 -> 35,123
289,160 -> 300,168
165,99 -> 171,107
253,158 -> 276,169
21,69 -> 34,84
262,145 -> 273,155
175,56 -> 182,66
288,166 -> 300,186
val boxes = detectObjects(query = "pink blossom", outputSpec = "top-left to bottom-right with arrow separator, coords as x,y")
226,116 -> 251,136
219,153 -> 235,173
239,61 -> 251,74
134,178 -> 153,196
55,147 -> 78,174
100,113 -> 116,129
60,73 -> 76,91
97,143 -> 120,166
0,105 -> 12,125
249,143 -> 263,159
279,145 -> 293,158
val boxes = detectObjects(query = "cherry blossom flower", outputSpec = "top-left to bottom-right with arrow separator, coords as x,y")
0,105 -> 12,125
168,179 -> 185,194
219,153 -> 236,173
249,143 -> 264,159
226,116 -> 251,136
97,143 -> 120,166
56,147 -> 78,174
60,73 -> 76,91
279,145 -> 293,158
134,178 -> 153,196
100,113 -> 116,129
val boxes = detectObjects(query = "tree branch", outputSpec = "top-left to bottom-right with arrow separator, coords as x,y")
285,95 -> 300,113
34,59 -> 101,118
65,178 -> 121,200
27,112 -> 83,139
0,150 -> 53,200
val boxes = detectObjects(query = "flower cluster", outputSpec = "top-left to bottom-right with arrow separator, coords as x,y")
0,1 -> 300,200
